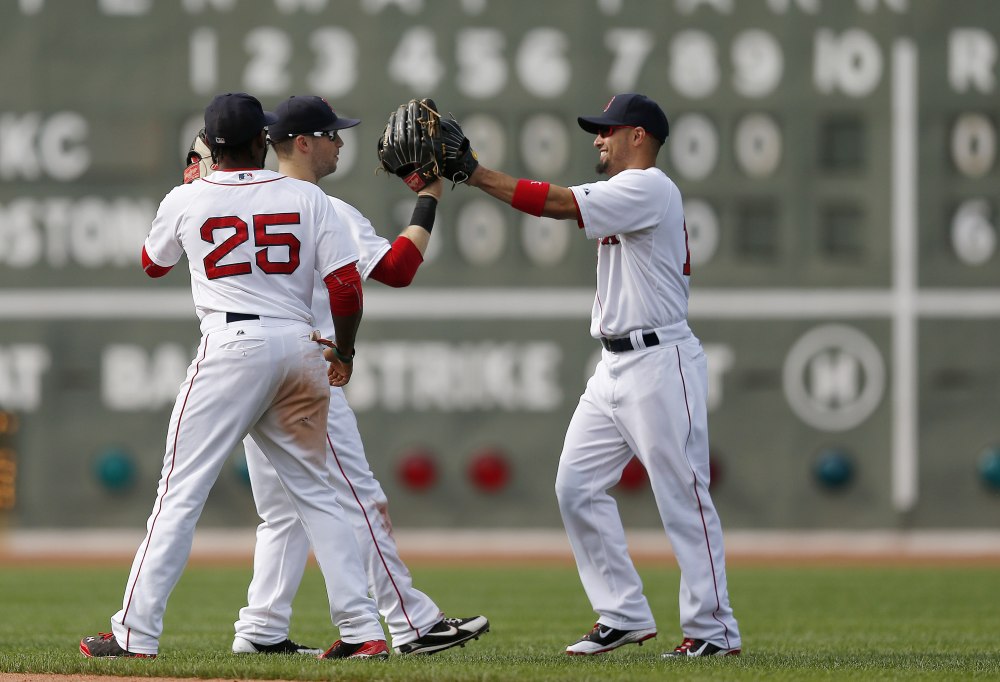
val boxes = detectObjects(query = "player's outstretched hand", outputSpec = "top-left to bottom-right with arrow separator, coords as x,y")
439,115 -> 479,185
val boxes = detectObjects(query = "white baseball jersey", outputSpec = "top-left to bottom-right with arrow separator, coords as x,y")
144,170 -> 358,322
559,166 -> 740,651
570,167 -> 690,339
109,170 -> 385,655
237,196 -> 444,648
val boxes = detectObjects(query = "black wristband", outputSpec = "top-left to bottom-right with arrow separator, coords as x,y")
333,346 -> 355,363
409,194 -> 437,233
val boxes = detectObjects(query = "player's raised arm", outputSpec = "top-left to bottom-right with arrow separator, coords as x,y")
467,166 -> 580,221
395,176 -> 443,255
434,114 -> 581,222
369,177 -> 442,287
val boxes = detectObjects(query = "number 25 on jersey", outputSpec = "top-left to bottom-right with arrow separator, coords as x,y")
202,212 -> 301,279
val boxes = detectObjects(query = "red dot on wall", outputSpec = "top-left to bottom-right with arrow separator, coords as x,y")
397,449 -> 438,491
617,456 -> 648,492
468,449 -> 511,493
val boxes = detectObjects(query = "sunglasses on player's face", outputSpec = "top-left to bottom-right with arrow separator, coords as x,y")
597,125 -> 636,138
274,130 -> 339,142
309,130 -> 340,142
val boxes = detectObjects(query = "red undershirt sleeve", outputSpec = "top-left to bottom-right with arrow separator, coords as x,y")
324,262 -> 363,316
369,236 -> 424,287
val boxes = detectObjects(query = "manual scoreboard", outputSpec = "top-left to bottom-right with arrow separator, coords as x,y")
0,0 -> 997,529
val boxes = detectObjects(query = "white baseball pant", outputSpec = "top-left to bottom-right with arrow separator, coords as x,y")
110,317 -> 383,654
236,386 -> 443,647
555,336 -> 740,650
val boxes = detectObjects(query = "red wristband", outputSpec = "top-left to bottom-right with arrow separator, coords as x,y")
511,179 -> 550,217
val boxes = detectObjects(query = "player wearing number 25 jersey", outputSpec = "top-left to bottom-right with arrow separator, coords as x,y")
457,93 -> 741,658
80,92 -> 388,660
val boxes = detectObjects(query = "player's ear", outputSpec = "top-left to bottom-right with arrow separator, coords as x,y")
633,127 -> 656,151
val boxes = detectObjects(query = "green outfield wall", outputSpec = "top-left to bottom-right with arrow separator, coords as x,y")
0,0 -> 998,529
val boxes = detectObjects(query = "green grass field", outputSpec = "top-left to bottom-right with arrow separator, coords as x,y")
1,561 -> 999,681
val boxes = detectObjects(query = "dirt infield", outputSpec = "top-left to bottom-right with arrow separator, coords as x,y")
4,528 -> 1000,566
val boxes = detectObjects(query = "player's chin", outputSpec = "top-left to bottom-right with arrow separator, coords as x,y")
595,159 -> 609,175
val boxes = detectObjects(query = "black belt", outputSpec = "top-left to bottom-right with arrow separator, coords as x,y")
601,331 -> 660,353
226,312 -> 259,323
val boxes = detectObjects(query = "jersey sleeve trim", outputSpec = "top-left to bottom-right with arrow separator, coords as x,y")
141,245 -> 173,278
570,191 -> 584,228
570,185 -> 596,237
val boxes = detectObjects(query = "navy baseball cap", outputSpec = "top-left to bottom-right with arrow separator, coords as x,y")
267,96 -> 361,140
578,93 -> 669,143
204,92 -> 278,146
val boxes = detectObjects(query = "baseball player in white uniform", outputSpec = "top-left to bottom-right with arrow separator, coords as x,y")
453,93 -> 741,657
186,95 -> 486,656
81,92 -> 389,660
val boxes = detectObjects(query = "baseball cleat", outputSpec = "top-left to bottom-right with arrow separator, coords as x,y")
661,637 -> 741,657
565,623 -> 657,655
318,639 -> 389,659
394,615 -> 490,655
232,636 -> 323,655
80,632 -> 156,659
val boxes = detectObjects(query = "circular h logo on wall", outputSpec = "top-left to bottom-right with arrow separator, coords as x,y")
782,325 -> 886,432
